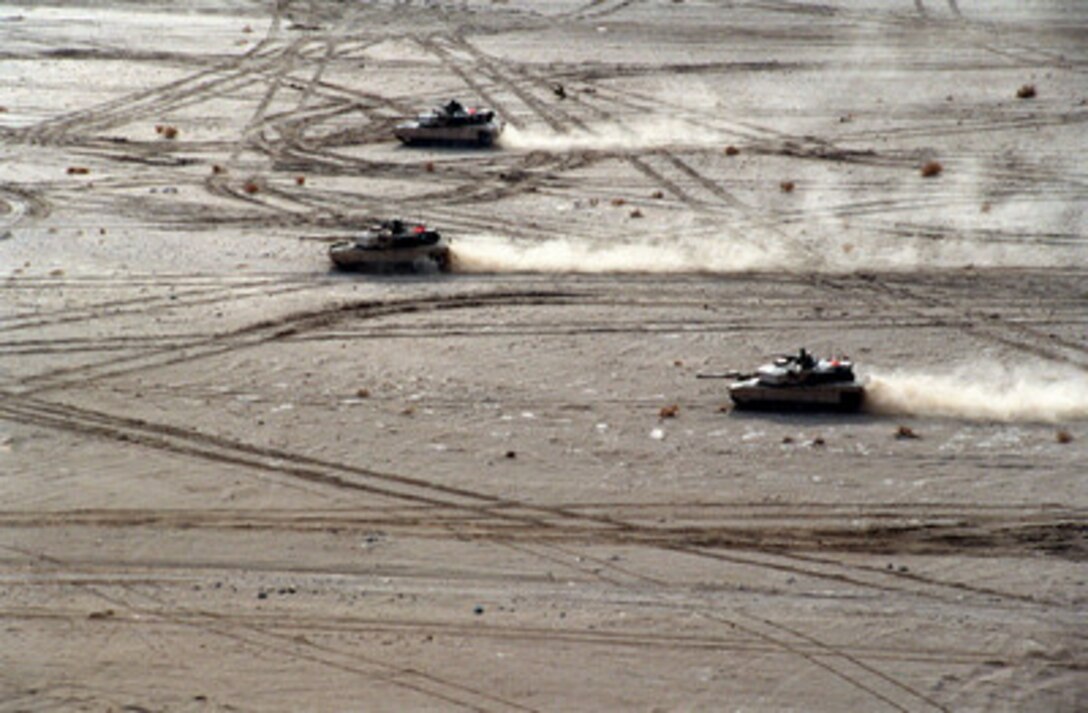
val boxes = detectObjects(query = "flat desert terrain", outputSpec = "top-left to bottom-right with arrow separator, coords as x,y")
1,1 -> 1086,711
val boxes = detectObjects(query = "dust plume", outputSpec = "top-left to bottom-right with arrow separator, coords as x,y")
450,229 -> 1072,275
452,234 -> 792,273
864,364 -> 1088,423
500,119 -> 721,152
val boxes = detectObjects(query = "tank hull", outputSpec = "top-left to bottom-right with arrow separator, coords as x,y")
394,122 -> 503,147
329,242 -> 451,273
729,379 -> 865,412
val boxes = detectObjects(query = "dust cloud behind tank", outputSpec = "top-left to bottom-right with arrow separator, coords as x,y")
724,349 -> 865,413
394,99 -> 504,147
328,219 -> 451,274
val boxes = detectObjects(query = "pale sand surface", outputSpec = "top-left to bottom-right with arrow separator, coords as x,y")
1,2 -> 1086,711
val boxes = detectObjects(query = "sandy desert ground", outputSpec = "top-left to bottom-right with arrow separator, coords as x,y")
1,1 -> 1086,711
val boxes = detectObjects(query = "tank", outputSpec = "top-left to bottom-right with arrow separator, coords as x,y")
727,349 -> 864,412
328,220 -> 451,273
394,100 -> 504,147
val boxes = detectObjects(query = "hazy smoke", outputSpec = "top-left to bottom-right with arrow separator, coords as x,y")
864,364 -> 1088,423
488,120 -> 1080,274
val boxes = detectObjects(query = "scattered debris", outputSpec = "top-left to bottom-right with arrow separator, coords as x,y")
67,166 -> 90,175
920,161 -> 943,178
1056,429 -> 1073,444
161,125 -> 178,139
659,404 -> 679,419
650,427 -> 666,440
1016,84 -> 1036,99
895,425 -> 920,440
779,180 -> 795,193
629,208 -> 643,218
724,145 -> 740,156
